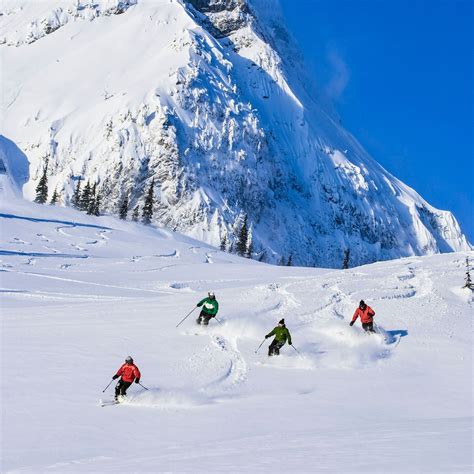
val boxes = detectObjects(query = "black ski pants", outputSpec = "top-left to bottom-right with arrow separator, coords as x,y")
196,311 -> 214,325
268,339 -> 285,356
115,379 -> 132,399
362,322 -> 376,333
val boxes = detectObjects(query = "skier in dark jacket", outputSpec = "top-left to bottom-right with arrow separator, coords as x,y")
196,292 -> 219,325
350,300 -> 376,333
112,356 -> 141,401
265,319 -> 292,356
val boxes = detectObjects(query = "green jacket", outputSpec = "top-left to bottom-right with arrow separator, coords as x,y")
266,326 -> 292,345
197,297 -> 219,315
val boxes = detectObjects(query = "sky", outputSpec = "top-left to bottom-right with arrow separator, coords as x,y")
279,0 -> 473,242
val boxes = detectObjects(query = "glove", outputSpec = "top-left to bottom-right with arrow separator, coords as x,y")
289,342 -> 292,346
349,321 -> 354,327
265,335 -> 269,339
135,378 -> 140,384
112,374 -> 119,380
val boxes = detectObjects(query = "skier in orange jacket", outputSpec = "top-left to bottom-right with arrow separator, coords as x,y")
350,300 -> 376,333
112,356 -> 141,400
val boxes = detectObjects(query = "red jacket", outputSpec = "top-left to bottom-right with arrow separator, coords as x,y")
115,363 -> 141,383
351,305 -> 375,324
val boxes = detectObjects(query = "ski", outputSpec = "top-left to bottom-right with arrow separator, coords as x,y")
99,399 -> 120,407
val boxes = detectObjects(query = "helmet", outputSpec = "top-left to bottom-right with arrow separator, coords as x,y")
125,356 -> 133,363
208,291 -> 215,299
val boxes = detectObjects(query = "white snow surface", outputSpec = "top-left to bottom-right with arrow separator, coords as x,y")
1,195 -> 473,472
0,0 -> 471,267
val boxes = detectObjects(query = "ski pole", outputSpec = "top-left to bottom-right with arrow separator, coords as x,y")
102,379 -> 115,393
290,344 -> 301,355
255,339 -> 266,353
176,306 -> 198,328
214,316 -> 222,325
138,382 -> 149,391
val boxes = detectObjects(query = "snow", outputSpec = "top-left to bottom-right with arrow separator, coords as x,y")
1,0 -> 471,268
1,195 -> 472,472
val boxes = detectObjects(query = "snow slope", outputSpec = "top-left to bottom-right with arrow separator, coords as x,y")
1,0 -> 471,267
1,196 -> 472,472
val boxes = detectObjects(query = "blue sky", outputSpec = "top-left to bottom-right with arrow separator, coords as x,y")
279,0 -> 473,242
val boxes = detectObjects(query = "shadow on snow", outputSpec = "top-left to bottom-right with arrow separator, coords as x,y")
0,213 -> 112,230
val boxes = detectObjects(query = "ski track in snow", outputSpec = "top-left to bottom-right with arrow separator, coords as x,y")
207,334 -> 248,393
2,268 -> 176,296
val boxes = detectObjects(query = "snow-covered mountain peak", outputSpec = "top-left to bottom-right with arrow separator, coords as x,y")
1,0 -> 471,267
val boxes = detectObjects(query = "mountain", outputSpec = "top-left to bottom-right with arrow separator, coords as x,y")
1,0 -> 471,267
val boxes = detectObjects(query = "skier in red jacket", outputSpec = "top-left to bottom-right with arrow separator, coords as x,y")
350,300 -> 376,333
112,356 -> 141,401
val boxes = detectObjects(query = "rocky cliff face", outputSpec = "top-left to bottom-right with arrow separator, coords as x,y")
1,0 -> 471,267
187,0 -> 250,37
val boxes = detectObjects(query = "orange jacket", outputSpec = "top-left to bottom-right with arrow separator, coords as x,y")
351,305 -> 375,324
115,363 -> 141,383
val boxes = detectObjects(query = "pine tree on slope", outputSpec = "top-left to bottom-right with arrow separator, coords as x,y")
245,230 -> 253,259
142,180 -> 155,225
342,249 -> 350,269
80,181 -> 92,211
71,178 -> 82,209
119,194 -> 129,220
220,232 -> 227,252
87,183 -> 97,215
34,167 -> 49,204
236,214 -> 248,256
132,205 -> 140,222
90,192 -> 101,216
464,257 -> 473,290
50,188 -> 60,205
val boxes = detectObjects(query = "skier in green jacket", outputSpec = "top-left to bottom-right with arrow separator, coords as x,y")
196,292 -> 219,325
265,319 -> 292,356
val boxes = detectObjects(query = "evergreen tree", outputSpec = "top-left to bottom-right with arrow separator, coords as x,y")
71,178 -> 82,208
464,257 -> 473,289
90,192 -> 101,216
132,205 -> 140,222
87,183 -> 97,215
245,232 -> 253,259
236,214 -> 248,256
142,179 -> 155,225
258,250 -> 267,262
50,188 -> 60,205
80,180 -> 92,211
342,249 -> 350,269
278,256 -> 286,266
34,167 -> 48,204
286,254 -> 293,266
220,233 -> 227,252
119,194 -> 129,220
